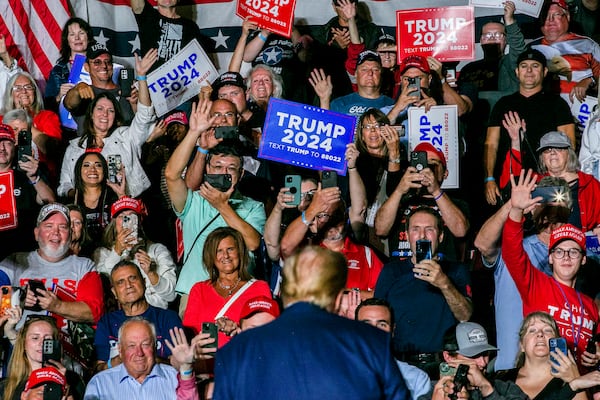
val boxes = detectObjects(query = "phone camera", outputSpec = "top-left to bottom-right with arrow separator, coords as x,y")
1,287 -> 8,295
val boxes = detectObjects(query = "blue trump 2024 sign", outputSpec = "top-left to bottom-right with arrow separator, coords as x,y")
258,98 -> 356,175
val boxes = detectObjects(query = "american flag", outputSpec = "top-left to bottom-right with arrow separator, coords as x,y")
0,0 -> 70,89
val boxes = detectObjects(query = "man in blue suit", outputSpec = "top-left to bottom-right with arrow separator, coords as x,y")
213,246 -> 409,400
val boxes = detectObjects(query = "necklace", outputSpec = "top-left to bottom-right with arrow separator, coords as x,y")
217,276 -> 241,296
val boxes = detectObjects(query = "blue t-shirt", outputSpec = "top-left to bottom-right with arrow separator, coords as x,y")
374,258 -> 471,354
330,92 -> 394,118
94,305 -> 183,361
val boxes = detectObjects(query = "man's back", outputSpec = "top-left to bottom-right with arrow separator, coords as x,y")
214,302 -> 407,400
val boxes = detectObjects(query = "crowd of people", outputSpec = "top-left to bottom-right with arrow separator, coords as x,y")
0,0 -> 599,399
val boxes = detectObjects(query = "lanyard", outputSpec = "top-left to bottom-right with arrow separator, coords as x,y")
553,278 -> 584,353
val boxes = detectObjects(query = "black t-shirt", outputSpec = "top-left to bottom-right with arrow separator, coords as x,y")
488,91 -> 573,179
135,1 -> 214,70
387,195 -> 470,262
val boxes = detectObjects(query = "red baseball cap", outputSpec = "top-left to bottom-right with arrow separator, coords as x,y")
24,367 -> 66,392
414,142 -> 446,168
551,0 -> 568,11
400,55 -> 431,75
110,197 -> 145,218
0,124 -> 15,142
549,224 -> 586,253
240,296 -> 280,321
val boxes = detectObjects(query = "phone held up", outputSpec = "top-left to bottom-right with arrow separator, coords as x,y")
107,154 -> 123,184
284,175 -> 301,206
17,130 -> 33,170
415,239 -> 432,263
549,337 -> 568,374
407,76 -> 421,100
322,170 -> 337,189
122,214 -> 139,244
119,68 -> 134,98
410,151 -> 428,172
201,322 -> 218,349
204,174 -> 233,192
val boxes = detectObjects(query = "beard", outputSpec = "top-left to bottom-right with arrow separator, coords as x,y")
39,241 -> 70,260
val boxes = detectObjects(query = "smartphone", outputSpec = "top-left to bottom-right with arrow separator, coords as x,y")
119,68 -> 134,97
28,279 -> 46,296
215,126 -> 239,140
284,175 -> 301,206
531,186 -> 565,203
204,173 -> 232,192
107,154 -> 122,184
586,336 -> 597,354
42,339 -> 62,366
410,151 -> 428,172
451,364 -> 470,399
17,130 -> 33,162
439,362 -> 456,378
549,337 -> 568,373
201,322 -> 218,349
322,170 -> 338,189
446,68 -> 457,88
415,239 -> 432,263
0,286 -> 12,316
122,214 -> 139,244
407,76 -> 421,99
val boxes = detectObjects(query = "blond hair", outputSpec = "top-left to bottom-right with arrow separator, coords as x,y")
281,246 -> 347,311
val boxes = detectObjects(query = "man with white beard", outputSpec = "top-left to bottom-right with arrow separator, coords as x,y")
0,203 -> 104,325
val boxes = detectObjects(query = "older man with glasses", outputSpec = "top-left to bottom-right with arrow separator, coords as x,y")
530,0 -> 600,102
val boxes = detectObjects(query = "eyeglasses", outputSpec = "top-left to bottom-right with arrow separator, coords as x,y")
481,32 -> 505,40
315,213 -> 331,220
211,112 -> 236,119
551,248 -> 582,259
90,59 -> 112,67
363,123 -> 382,131
208,163 -> 240,174
12,84 -> 35,92
542,147 -> 568,154
547,12 -> 567,21
300,190 -> 316,200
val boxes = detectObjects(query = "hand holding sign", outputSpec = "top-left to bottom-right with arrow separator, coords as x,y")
504,1 -> 517,25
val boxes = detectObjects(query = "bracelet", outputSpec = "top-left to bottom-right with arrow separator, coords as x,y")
434,190 -> 445,201
136,75 -> 147,81
30,176 -> 40,185
197,147 -> 209,155
107,358 -> 112,369
258,33 -> 268,42
484,176 -> 495,183
301,211 -> 312,226
181,369 -> 193,376
348,166 -> 356,170
388,157 -> 401,164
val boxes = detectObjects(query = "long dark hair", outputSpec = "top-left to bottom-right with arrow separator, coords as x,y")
58,17 -> 93,63
79,92 -> 123,148
73,151 -> 109,194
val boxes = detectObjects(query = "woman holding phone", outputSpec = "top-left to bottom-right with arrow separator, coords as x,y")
1,313 -> 84,400
70,151 -> 124,244
93,197 -> 177,309
494,312 -> 600,400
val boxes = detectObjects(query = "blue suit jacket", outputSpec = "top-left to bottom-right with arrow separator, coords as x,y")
213,302 -> 409,400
